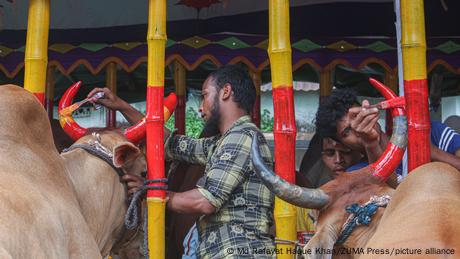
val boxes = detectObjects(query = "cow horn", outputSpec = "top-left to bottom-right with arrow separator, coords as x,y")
368,78 -> 407,180
58,81 -> 89,141
123,92 -> 177,143
251,133 -> 330,209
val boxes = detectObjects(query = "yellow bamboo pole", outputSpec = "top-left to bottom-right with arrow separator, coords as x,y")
106,62 -> 117,127
400,0 -> 430,171
146,0 -> 167,258
173,61 -> 186,135
268,0 -> 297,256
24,0 -> 50,105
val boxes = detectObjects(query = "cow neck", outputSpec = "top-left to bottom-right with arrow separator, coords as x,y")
61,137 -> 127,256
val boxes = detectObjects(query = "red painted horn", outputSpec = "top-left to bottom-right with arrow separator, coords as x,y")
368,78 -> 407,180
123,92 -> 177,143
58,81 -> 89,141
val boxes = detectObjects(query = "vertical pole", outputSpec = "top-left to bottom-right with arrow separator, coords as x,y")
395,0 -> 408,177
268,0 -> 297,256
174,61 -> 186,135
24,0 -> 50,105
45,66 -> 55,119
106,62 -> 117,128
384,71 -> 397,135
146,0 -> 167,258
250,70 -> 262,127
319,69 -> 332,102
400,0 -> 430,171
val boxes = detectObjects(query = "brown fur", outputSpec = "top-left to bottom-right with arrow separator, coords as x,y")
0,85 -> 146,258
302,163 -> 460,259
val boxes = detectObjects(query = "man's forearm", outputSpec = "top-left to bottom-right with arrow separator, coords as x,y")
431,145 -> 460,171
119,101 -> 145,125
167,189 -> 215,215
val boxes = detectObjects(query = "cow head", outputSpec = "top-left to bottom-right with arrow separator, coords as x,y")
251,78 -> 407,254
58,81 -> 177,143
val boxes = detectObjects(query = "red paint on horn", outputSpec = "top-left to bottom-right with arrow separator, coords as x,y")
124,92 -> 177,144
58,81 -> 88,141
368,78 -> 407,180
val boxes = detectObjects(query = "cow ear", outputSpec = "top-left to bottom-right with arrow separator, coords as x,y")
113,142 -> 141,168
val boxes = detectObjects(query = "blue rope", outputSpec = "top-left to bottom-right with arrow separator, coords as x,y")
336,202 -> 382,244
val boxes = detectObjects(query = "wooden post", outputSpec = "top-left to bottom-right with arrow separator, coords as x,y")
45,66 -> 55,119
146,0 -> 167,258
319,69 -> 332,102
106,62 -> 117,128
268,0 -> 297,256
174,61 -> 186,135
250,70 -> 262,127
24,0 -> 50,105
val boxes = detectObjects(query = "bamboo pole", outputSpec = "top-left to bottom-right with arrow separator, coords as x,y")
24,0 -> 50,105
400,0 -> 430,171
250,70 -> 262,127
268,0 -> 297,256
146,0 -> 167,258
174,61 -> 186,135
45,65 -> 55,119
106,62 -> 117,128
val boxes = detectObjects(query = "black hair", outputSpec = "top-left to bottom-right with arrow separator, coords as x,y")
314,88 -> 360,139
208,64 -> 256,114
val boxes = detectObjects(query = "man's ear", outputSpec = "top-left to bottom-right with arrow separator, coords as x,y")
113,142 -> 141,168
221,83 -> 233,100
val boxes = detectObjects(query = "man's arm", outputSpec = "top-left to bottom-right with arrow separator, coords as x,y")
430,144 -> 460,171
167,189 -> 216,215
88,87 -> 144,124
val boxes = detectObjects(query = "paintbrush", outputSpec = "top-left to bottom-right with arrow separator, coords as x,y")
59,92 -> 105,116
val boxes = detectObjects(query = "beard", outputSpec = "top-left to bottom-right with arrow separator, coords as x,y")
202,100 -> 221,137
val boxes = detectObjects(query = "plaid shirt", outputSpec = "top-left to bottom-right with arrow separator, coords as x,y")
166,116 -> 275,258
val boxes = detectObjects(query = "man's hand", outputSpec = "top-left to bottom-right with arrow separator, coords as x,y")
348,100 -> 381,145
88,87 -> 144,124
121,174 -> 144,195
88,87 -> 127,111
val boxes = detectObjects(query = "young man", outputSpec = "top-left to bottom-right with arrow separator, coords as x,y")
315,88 -> 460,173
89,65 -> 275,258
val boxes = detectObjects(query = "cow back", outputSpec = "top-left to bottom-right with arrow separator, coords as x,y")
365,162 -> 460,255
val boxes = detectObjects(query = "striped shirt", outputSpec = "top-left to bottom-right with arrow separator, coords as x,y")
166,115 -> 275,259
431,121 -> 460,154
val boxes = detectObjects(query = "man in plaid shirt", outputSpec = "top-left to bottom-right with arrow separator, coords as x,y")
166,65 -> 275,258
89,64 -> 276,258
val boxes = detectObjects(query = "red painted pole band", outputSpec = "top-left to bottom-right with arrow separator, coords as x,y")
175,95 -> 186,135
252,95 -> 261,128
404,79 -> 431,171
34,92 -> 45,105
146,86 -> 166,198
46,98 -> 54,120
272,87 -> 296,183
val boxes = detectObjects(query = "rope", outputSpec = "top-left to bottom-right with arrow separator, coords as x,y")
336,194 -> 390,244
124,179 -> 168,230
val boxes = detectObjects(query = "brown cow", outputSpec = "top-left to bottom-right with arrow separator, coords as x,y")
0,85 -> 146,258
251,80 -> 460,258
